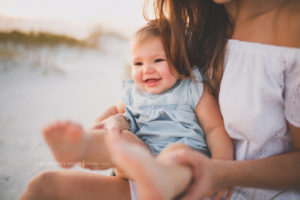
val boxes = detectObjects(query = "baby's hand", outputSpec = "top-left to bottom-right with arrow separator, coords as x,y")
92,114 -> 129,134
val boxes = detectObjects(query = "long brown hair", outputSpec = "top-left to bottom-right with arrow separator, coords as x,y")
144,0 -> 233,97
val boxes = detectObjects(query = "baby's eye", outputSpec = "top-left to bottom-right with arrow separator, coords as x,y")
154,58 -> 165,63
134,62 -> 143,66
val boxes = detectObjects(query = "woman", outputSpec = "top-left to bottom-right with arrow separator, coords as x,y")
154,0 -> 300,199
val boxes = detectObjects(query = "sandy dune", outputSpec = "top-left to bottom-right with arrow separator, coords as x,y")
0,38 -> 130,199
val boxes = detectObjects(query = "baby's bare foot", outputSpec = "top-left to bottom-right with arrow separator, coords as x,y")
105,132 -> 180,200
43,121 -> 88,168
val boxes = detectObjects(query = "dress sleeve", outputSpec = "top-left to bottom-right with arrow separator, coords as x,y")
284,52 -> 300,127
189,67 -> 204,110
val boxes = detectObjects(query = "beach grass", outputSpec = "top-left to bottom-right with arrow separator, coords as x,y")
0,30 -> 88,47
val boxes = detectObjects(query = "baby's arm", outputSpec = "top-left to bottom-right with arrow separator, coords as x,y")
195,85 -> 233,160
92,102 -> 129,131
94,102 -> 125,123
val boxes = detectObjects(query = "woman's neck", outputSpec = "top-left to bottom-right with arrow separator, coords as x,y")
225,0 -> 287,23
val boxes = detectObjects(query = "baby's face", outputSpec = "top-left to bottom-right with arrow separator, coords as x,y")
130,37 -> 178,94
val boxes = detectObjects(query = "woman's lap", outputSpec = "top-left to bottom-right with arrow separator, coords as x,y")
21,170 -> 131,200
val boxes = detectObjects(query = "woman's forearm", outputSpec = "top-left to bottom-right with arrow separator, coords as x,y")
213,151 -> 300,189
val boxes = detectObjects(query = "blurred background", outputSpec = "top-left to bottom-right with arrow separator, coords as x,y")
0,0 -> 146,199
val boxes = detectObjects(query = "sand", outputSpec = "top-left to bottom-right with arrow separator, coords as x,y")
0,37 -> 130,199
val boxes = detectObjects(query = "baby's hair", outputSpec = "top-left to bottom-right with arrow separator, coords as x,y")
131,21 -> 192,79
131,20 -> 161,51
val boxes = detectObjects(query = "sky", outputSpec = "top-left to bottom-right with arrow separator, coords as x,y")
0,0 -> 148,37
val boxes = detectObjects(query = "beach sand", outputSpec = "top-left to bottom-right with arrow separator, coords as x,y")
0,38 -> 130,199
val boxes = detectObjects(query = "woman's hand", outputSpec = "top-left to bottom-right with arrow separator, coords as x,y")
92,114 -> 130,134
171,149 -> 232,200
208,187 -> 233,200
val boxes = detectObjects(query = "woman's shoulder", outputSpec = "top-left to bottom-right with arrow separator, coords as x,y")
275,0 -> 300,48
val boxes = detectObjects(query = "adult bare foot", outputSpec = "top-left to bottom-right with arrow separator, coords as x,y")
42,121 -> 88,168
106,132 -> 190,200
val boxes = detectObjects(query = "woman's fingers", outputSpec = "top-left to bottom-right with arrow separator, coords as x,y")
206,189 -> 216,199
225,187 -> 233,200
213,188 -> 226,200
209,187 -> 233,200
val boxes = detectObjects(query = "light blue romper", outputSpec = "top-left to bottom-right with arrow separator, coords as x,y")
122,68 -> 210,156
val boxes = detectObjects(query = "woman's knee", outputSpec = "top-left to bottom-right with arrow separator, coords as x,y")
22,171 -> 59,200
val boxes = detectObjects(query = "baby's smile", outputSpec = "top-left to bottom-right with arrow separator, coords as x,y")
144,78 -> 162,87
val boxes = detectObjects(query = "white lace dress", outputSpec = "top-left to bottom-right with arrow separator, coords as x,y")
219,40 -> 300,200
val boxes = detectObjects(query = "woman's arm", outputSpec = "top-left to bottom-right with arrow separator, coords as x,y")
172,123 -> 300,200
195,84 -> 233,160
214,122 -> 300,189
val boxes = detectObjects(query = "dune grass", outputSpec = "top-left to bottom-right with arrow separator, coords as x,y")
0,29 -> 128,74
0,30 -> 88,47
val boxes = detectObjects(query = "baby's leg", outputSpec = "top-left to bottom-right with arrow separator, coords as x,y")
106,131 -> 192,200
20,170 -> 131,200
43,121 -> 148,169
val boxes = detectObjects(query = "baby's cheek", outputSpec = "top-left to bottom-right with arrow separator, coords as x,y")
159,65 -> 171,76
131,70 -> 139,81
162,69 -> 177,82
132,71 -> 143,88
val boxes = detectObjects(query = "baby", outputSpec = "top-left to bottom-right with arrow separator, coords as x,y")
43,21 -> 233,200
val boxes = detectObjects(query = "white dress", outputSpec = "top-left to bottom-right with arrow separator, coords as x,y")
219,39 -> 300,200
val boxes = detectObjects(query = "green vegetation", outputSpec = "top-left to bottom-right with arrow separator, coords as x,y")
0,30 -> 87,47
